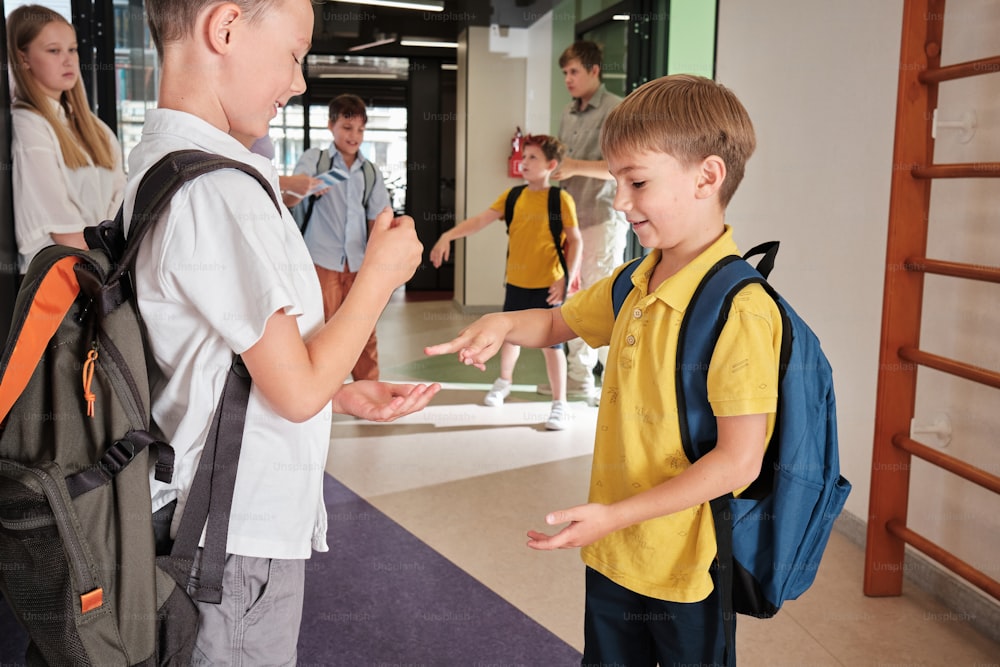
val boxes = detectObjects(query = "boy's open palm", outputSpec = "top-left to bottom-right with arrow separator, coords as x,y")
330,380 -> 441,422
526,503 -> 617,550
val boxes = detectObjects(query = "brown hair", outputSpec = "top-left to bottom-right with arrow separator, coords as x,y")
6,4 -> 116,170
328,93 -> 368,124
522,134 -> 566,163
601,74 -> 756,207
558,40 -> 603,75
145,0 -> 275,59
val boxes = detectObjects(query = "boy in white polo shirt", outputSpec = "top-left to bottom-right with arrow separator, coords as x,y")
132,0 -> 439,663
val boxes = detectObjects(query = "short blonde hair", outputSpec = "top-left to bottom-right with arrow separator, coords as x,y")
6,4 -> 116,170
601,74 -> 756,207
145,0 -> 276,58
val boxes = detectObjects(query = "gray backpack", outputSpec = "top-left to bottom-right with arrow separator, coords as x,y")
0,150 -> 276,665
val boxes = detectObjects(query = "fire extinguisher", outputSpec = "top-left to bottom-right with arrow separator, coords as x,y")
508,126 -> 523,178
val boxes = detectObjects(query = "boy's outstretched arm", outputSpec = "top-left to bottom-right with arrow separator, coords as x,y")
549,224 -> 583,304
242,208 -> 438,422
526,413 -> 768,550
429,208 -> 502,268
425,307 -> 575,370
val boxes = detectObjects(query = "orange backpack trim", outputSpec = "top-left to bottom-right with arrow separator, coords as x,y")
0,256 -> 83,424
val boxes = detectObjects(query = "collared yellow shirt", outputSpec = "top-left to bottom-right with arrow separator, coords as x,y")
561,226 -> 782,602
490,187 -> 578,289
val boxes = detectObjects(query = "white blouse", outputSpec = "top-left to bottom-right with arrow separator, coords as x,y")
11,99 -> 125,273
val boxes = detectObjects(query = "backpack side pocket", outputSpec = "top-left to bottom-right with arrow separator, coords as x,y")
0,458 -> 122,665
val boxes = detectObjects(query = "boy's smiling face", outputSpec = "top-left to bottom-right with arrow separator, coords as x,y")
608,148 -> 725,255
225,0 -> 313,143
330,115 -> 365,158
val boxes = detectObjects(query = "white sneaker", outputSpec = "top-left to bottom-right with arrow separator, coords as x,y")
537,377 -> 596,397
484,378 -> 512,407
545,401 -> 569,430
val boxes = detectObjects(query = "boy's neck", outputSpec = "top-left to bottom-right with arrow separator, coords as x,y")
577,81 -> 602,109
651,219 -> 726,289
524,175 -> 551,191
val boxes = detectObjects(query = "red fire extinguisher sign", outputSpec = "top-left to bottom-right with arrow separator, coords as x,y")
508,126 -> 523,178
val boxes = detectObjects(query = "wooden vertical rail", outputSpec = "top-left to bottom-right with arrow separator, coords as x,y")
863,0 -> 944,597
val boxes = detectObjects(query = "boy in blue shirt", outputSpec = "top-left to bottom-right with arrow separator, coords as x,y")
427,74 -> 781,666
294,93 -> 392,381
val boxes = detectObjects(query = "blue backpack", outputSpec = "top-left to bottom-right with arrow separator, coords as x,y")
611,242 -> 851,632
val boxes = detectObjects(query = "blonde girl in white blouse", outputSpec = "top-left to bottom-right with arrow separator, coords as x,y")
7,4 -> 125,275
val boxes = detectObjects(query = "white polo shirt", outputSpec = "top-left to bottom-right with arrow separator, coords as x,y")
126,109 -> 332,559
11,99 -> 125,273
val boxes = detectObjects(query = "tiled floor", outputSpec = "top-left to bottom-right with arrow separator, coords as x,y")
327,291 -> 1000,666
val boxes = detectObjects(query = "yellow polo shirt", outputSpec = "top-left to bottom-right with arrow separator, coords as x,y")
560,226 -> 782,602
489,187 -> 578,289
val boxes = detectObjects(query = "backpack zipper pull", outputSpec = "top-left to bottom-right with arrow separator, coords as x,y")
82,347 -> 98,417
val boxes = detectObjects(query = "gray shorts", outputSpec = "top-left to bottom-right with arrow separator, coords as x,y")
191,554 -> 306,666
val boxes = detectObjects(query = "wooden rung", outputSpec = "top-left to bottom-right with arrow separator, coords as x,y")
912,163 -> 1000,178
893,434 -> 1000,494
886,519 -> 1000,600
904,257 -> 1000,283
919,55 -> 1000,84
898,346 -> 1000,389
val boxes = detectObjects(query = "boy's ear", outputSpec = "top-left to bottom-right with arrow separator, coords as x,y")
205,2 -> 242,54
694,155 -> 727,201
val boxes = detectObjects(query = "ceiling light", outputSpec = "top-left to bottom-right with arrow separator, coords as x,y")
348,35 -> 398,52
328,0 -> 444,12
318,73 -> 401,79
613,14 -> 630,21
399,38 -> 458,48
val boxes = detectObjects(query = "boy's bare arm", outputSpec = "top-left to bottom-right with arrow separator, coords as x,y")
553,157 -> 613,181
527,413 -> 768,550
563,225 -> 583,294
429,208 -> 502,268
425,307 -> 575,370
242,209 -> 425,422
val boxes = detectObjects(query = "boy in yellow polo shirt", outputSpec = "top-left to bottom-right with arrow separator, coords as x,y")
429,134 -> 582,430
426,74 -> 781,666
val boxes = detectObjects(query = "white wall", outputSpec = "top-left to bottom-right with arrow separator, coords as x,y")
454,19 -> 554,310
717,0 -> 1000,578
716,0 -> 902,522
455,26 -> 527,308
524,13 -> 554,136
910,0 -> 1000,578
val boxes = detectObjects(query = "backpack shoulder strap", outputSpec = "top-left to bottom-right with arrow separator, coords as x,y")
317,147 -> 331,175
547,186 -> 569,286
675,254 -> 768,462
301,148 -> 330,235
123,150 -> 276,603
504,185 -> 527,232
611,257 -> 643,318
118,149 -> 279,278
0,251 -> 90,424
361,159 -> 377,210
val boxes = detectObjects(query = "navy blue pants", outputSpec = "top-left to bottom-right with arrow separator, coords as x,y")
582,567 -> 731,667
